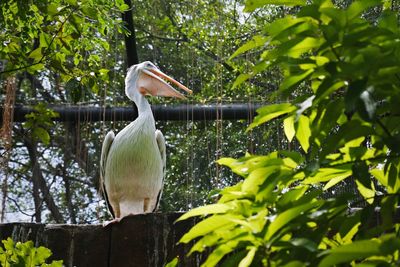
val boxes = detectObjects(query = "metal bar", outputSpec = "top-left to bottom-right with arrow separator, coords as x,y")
3,104 -> 263,122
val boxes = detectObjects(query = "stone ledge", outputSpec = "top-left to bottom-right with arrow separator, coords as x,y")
0,212 -> 199,267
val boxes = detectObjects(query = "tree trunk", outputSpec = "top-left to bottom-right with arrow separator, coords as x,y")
0,76 -> 17,222
32,172 -> 42,223
122,0 -> 139,67
63,121 -> 78,223
25,139 -> 65,223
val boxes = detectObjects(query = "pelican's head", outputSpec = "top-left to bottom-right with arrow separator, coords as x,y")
125,61 -> 192,101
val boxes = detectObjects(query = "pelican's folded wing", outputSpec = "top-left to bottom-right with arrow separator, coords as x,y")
100,131 -> 115,218
153,130 -> 166,211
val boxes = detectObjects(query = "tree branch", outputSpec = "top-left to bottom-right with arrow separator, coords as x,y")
25,138 -> 64,223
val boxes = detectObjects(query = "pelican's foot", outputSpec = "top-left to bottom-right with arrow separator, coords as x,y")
102,218 -> 121,227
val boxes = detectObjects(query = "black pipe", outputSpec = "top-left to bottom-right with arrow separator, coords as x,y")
3,104 -> 263,122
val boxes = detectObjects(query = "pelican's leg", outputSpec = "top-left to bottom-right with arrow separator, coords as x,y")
114,204 -> 121,218
143,198 -> 150,212
102,204 -> 121,227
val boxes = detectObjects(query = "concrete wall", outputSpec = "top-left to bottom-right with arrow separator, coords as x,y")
0,213 -> 200,267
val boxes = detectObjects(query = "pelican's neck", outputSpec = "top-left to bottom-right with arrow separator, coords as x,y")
126,84 -> 153,119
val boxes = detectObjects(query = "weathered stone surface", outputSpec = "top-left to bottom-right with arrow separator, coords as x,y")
0,212 -> 199,267
44,224 -> 111,267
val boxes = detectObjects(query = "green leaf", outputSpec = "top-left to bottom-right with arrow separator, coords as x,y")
355,180 -> 375,204
244,0 -> 306,12
346,0 -> 381,21
237,209 -> 268,233
28,48 -> 42,61
233,73 -> 251,89
381,195 -> 397,230
0,239 -> 61,266
118,3 -> 130,11
323,173 -> 351,190
388,162 -> 399,190
81,6 -> 98,19
352,162 -> 372,189
165,257 -> 178,267
33,127 -> 51,145
243,167 -> 276,195
190,233 -> 221,254
339,220 -> 361,243
3,238 -> 15,251
216,157 -> 238,168
370,168 -> 387,187
318,239 -> 382,267
373,164 -> 400,193
320,7 -> 347,27
304,166 -> 352,185
277,186 -> 309,209
290,238 -> 318,252
345,80 -> 367,118
28,63 -> 45,73
202,240 -> 240,266
220,251 -> 248,267
280,69 -> 313,92
282,157 -> 298,169
315,79 -> 346,100
279,151 -> 304,165
238,247 -> 257,267
378,10 -> 398,33
295,115 -> 311,153
39,32 -> 50,48
46,260 -> 63,267
177,204 -> 232,221
282,261 -> 306,267
320,120 -> 374,158
179,215 -> 233,243
217,157 -> 249,177
47,3 -> 59,16
265,201 -> 319,240
248,103 -> 296,131
285,37 -> 324,58
266,16 -> 309,39
312,99 -> 344,147
66,0 -> 77,5
230,35 -> 268,59
33,246 -> 52,265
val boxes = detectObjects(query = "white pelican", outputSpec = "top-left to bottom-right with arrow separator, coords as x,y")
100,61 -> 191,221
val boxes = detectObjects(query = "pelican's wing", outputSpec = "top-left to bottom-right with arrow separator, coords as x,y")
154,130 -> 166,211
100,131 -> 115,218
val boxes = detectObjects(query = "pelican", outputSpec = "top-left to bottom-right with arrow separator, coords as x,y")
100,61 -> 192,222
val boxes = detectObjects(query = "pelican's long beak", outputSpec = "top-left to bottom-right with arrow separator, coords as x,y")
140,66 -> 192,99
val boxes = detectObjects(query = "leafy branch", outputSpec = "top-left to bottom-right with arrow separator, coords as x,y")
0,6 -> 77,75
173,1 -> 400,266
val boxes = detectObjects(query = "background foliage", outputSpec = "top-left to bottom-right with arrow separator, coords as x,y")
0,0 -> 284,223
175,0 -> 400,266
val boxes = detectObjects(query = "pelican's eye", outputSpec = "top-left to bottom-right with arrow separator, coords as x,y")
144,62 -> 156,69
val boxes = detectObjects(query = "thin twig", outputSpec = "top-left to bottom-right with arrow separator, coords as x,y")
376,118 -> 393,138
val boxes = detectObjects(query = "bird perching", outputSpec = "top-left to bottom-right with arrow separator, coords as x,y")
100,61 -> 192,222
